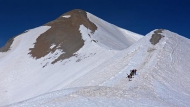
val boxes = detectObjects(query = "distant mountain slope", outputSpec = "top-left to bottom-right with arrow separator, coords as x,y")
4,29 -> 190,107
0,9 -> 142,106
87,12 -> 142,50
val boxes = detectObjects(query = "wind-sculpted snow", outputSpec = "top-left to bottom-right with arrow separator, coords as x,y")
87,12 -> 142,50
4,86 -> 175,107
0,9 -> 190,107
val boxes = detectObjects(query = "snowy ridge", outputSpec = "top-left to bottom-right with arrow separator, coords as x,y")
3,29 -> 190,107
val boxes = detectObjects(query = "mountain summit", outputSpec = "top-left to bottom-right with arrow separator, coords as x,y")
0,9 -> 142,106
29,9 -> 97,64
0,9 -> 190,107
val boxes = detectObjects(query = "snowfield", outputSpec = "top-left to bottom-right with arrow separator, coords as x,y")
0,10 -> 190,107
4,86 -> 177,107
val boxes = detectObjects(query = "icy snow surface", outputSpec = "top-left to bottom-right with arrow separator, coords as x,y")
62,15 -> 71,18
1,12 -> 190,107
2,29 -> 190,107
86,12 -> 142,50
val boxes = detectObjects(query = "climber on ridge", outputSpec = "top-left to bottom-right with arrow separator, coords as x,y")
126,69 -> 137,81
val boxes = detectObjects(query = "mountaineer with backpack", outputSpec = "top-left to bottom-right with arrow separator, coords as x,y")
126,69 -> 137,81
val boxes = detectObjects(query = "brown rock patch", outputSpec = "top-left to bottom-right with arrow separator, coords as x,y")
150,29 -> 164,45
28,9 -> 97,64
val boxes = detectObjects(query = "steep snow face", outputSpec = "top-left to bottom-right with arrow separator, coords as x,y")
0,26 -> 51,106
4,29 -> 190,107
87,12 -> 142,50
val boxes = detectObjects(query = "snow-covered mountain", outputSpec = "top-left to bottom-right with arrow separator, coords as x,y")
1,9 -> 190,107
0,9 -> 142,106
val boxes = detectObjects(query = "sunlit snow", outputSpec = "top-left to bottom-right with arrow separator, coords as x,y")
62,15 -> 71,18
0,11 -> 190,107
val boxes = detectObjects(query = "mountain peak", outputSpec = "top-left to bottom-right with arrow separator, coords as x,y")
29,9 -> 97,64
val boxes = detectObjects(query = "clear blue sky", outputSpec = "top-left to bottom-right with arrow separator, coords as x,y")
0,0 -> 189,47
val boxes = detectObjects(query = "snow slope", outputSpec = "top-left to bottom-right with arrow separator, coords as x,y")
87,12 -> 142,50
0,10 -> 143,106
3,29 -> 190,107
